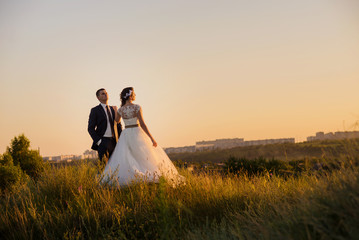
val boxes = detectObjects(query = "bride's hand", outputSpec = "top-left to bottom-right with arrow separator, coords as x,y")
152,139 -> 157,147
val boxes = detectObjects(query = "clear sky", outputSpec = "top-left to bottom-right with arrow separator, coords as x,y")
1,0 -> 358,156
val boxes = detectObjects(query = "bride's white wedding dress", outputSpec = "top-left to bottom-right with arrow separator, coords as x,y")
101,104 -> 184,186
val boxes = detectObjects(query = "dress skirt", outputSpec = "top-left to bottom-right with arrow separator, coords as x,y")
101,126 -> 184,186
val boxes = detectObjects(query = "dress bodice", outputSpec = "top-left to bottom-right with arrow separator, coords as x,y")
118,104 -> 141,127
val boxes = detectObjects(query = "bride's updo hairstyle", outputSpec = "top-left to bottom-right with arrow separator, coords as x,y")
120,87 -> 134,106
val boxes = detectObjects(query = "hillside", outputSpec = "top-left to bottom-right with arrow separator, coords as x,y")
168,138 -> 359,163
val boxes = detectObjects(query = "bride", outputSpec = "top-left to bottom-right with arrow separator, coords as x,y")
101,87 -> 185,186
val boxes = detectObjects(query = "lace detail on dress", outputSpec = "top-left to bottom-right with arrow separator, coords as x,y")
118,104 -> 140,119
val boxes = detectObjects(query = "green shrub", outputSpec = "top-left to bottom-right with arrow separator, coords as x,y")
225,156 -> 293,176
0,156 -> 25,194
17,150 -> 45,180
6,134 -> 45,180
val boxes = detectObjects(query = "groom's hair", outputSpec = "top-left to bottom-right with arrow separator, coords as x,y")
96,88 -> 105,97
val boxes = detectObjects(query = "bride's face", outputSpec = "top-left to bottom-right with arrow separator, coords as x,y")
131,91 -> 136,101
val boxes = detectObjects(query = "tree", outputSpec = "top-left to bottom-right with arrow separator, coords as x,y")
0,153 -> 26,194
0,152 -> 13,166
6,134 -> 45,180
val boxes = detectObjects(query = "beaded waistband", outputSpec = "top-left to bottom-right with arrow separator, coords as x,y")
125,124 -> 139,128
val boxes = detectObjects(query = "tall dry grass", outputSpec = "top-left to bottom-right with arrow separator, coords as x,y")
0,156 -> 358,239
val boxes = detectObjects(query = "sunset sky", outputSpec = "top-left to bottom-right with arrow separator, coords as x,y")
1,0 -> 358,156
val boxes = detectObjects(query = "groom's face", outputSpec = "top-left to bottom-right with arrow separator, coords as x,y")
97,90 -> 108,103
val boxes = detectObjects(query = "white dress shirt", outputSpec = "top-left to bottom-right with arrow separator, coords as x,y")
97,103 -> 114,145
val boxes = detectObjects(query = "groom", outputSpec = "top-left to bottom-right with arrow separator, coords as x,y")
88,88 -> 122,163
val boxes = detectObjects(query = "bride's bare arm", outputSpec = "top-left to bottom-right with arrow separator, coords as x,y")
137,107 -> 157,147
114,106 -> 121,123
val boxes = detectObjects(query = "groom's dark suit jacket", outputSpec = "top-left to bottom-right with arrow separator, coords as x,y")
88,104 -> 122,150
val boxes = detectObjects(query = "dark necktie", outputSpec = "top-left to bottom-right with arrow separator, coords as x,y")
106,105 -> 115,137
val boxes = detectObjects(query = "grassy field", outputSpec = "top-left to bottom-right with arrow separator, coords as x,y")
1,155 -> 359,239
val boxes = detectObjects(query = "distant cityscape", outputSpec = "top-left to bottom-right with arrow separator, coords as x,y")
164,137 -> 295,154
43,131 -> 359,162
306,131 -> 359,142
43,150 -> 97,162
164,130 -> 359,154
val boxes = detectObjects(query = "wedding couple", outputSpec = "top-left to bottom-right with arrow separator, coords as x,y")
88,87 -> 184,186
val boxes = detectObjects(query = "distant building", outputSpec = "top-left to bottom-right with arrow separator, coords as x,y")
196,137 -> 294,150
165,137 -> 295,154
83,150 -> 98,159
196,138 -> 244,151
42,149 -> 100,162
307,131 -> 359,141
164,145 -> 195,154
241,138 -> 295,146
43,152 -> 94,162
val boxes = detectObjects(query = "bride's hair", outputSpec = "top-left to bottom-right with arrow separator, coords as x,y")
120,87 -> 134,106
